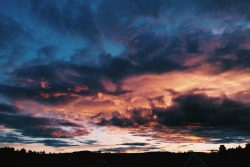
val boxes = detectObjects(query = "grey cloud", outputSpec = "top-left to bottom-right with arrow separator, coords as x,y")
95,92 -> 250,142
155,93 -> 250,131
0,103 -> 85,138
120,142 -> 147,146
80,140 -> 98,145
43,139 -> 79,147
0,132 -> 34,144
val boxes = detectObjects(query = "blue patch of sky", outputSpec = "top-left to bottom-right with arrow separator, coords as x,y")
103,37 -> 125,56
90,0 -> 102,12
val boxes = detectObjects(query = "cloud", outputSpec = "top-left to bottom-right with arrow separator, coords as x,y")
0,103 -> 87,139
0,103 -> 18,114
95,92 -> 250,142
1,0 -> 250,151
0,83 -> 77,105
208,136 -> 250,144
196,0 -> 250,19
80,140 -> 98,145
3,0 -> 250,95
120,142 -> 147,146
101,145 -> 158,153
0,132 -> 34,144
156,93 -> 250,142
206,28 -> 250,72
0,63 -> 104,105
97,111 -> 134,127
43,139 -> 79,147
0,60 -> 137,106
101,147 -> 136,153
155,93 -> 250,131
96,108 -> 153,127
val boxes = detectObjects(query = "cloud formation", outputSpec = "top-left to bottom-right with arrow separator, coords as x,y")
0,103 -> 87,139
94,92 -> 250,144
43,139 -> 79,147
1,0 -> 250,152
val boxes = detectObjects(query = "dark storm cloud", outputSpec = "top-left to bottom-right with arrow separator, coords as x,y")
114,28 -> 207,75
0,103 -> 84,138
0,63 -> 102,105
196,0 -> 250,19
156,93 -> 250,131
0,60 -> 135,105
96,93 -> 250,139
0,103 -> 18,114
99,49 -> 184,81
96,108 -> 153,127
211,50 -> 250,72
185,128 -> 250,144
207,28 -> 250,72
43,139 -> 79,147
80,140 -> 98,145
95,0 -> 250,75
0,133 -> 34,144
96,21 -> 250,76
97,111 -> 134,127
13,63 -> 59,80
13,63 -> 104,90
209,136 -> 250,144
1,50 -> 183,105
70,47 -> 99,65
0,84 -> 76,105
120,142 -> 147,146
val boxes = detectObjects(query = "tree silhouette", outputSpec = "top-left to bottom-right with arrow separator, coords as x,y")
20,148 -> 27,154
219,145 -> 226,153
0,146 -> 15,153
236,145 -> 242,150
245,143 -> 250,150
28,150 -> 33,154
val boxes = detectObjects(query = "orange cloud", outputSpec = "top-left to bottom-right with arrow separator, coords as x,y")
74,85 -> 89,93
40,79 -> 49,89
51,128 -> 89,138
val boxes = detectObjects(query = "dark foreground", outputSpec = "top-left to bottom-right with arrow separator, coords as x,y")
1,146 -> 250,167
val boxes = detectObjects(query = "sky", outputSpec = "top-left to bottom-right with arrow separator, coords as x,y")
0,0 -> 250,153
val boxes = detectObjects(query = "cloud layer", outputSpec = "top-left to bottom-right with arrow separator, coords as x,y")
0,0 -> 250,152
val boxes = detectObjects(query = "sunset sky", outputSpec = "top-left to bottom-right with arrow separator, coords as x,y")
0,0 -> 250,153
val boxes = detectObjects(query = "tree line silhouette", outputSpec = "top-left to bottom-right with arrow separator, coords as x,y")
0,144 -> 250,167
